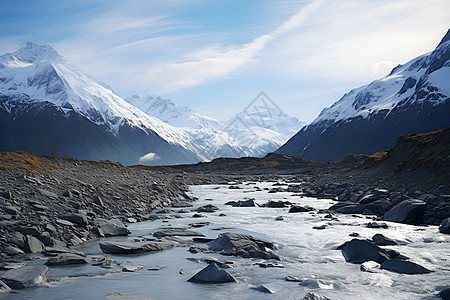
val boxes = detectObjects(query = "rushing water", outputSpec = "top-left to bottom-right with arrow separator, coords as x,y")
3,182 -> 450,300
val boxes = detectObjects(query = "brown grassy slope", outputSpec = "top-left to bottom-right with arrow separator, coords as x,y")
0,151 -> 54,173
356,127 -> 450,182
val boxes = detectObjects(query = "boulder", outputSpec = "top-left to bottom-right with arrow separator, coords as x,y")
367,222 -> 388,229
261,201 -> 287,208
196,204 -> 219,213
121,261 -> 144,272
59,213 -> 87,227
208,232 -> 279,260
3,246 -> 25,256
303,293 -> 331,300
289,205 -> 314,213
372,234 -> 398,246
153,228 -> 205,238
439,287 -> 450,300
439,218 -> 450,234
188,263 -> 235,283
383,199 -> 426,224
94,218 -> 129,236
99,241 -> 174,254
341,239 -> 390,263
0,265 -> 48,290
23,235 -> 44,253
380,259 -> 432,274
44,245 -> 85,257
236,199 -> 256,207
46,253 -> 88,266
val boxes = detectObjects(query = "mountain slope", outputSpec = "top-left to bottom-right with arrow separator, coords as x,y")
276,29 -> 450,161
0,42 -> 204,165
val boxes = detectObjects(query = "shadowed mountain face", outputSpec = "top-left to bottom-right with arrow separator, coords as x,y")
276,29 -> 450,162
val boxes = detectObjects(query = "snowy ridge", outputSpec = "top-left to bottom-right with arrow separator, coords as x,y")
0,42 -> 208,160
313,35 -> 450,125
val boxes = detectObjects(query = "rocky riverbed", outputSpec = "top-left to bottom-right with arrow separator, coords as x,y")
0,151 -> 449,299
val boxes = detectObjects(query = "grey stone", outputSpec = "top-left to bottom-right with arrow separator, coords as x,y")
0,265 -> 48,290
380,259 -> 432,274
59,213 -> 88,227
23,235 -> 44,253
439,287 -> 450,300
3,246 -> 24,256
289,205 -> 314,213
196,204 -> 219,213
341,239 -> 390,263
372,234 -> 397,246
38,232 -> 53,246
383,199 -> 426,224
153,228 -> 204,238
94,218 -> 129,236
37,189 -> 58,200
188,263 -> 235,283
251,285 -> 275,294
44,245 -> 85,257
99,241 -> 174,254
121,261 -> 144,272
46,253 -> 88,266
208,232 -> 279,260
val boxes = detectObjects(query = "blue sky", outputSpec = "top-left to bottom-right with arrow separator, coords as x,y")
1,0 -> 449,122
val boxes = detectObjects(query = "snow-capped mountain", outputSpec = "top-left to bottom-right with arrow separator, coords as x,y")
276,29 -> 450,161
0,42 -> 206,165
126,95 -> 305,158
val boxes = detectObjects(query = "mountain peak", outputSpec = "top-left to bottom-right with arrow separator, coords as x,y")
13,42 -> 62,63
437,28 -> 450,47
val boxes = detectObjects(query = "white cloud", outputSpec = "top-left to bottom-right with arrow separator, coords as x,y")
138,152 -> 160,163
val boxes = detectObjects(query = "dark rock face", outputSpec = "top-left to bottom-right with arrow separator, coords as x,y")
383,199 -> 426,224
0,265 -> 48,290
188,263 -> 235,283
99,241 -> 174,254
341,239 -> 390,263
208,232 -> 279,260
439,287 -> 450,300
380,259 -> 432,274
439,218 -> 450,234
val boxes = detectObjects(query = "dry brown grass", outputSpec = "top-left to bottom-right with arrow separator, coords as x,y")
0,151 -> 53,173
356,150 -> 390,168
121,183 -> 134,189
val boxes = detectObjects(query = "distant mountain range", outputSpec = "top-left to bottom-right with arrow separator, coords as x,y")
126,95 -> 305,158
0,42 -> 304,165
277,29 -> 450,161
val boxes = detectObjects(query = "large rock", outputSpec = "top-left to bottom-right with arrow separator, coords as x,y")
44,245 -> 85,257
59,213 -> 87,227
0,265 -> 48,290
208,232 -> 279,260
439,287 -> 450,300
196,204 -> 219,213
380,259 -> 432,274
153,228 -> 204,238
383,199 -> 426,224
341,239 -> 390,263
23,235 -> 44,253
289,205 -> 314,213
372,234 -> 398,246
94,218 -> 129,236
46,253 -> 88,266
99,241 -> 174,254
439,218 -> 450,234
188,263 -> 236,283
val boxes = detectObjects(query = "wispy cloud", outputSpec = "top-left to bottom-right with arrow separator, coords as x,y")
138,0 -> 324,94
